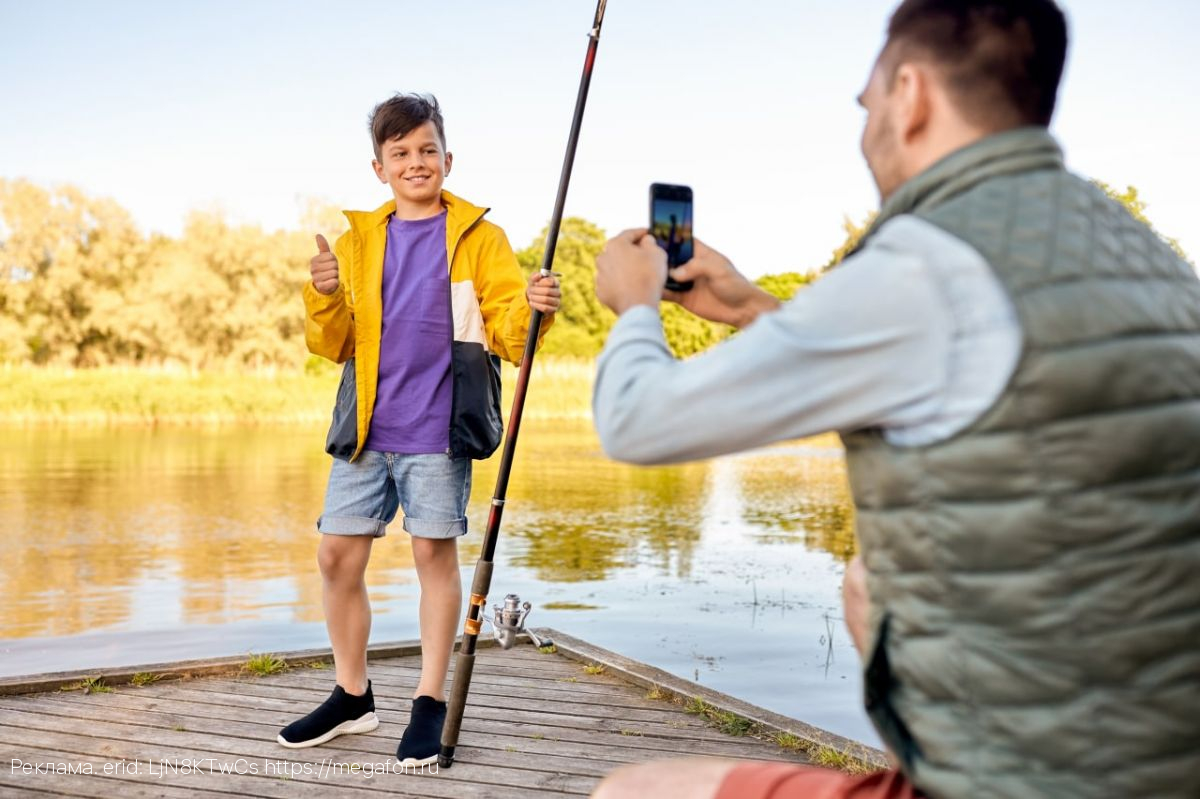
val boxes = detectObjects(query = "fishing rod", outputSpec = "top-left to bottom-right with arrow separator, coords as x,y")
438,0 -> 609,769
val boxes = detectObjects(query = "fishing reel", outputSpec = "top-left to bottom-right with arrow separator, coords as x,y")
485,593 -> 551,650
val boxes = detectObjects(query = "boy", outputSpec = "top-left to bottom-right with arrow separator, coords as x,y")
279,93 -> 559,765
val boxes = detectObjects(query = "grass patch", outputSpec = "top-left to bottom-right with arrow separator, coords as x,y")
684,697 -> 754,737
773,732 -> 807,753
0,366 -> 336,425
809,745 -> 876,775
0,358 -> 595,425
555,676 -> 578,683
582,663 -> 606,676
618,729 -> 643,737
711,710 -> 755,737
680,696 -> 877,773
297,659 -> 329,670
130,672 -> 163,687
541,601 -> 602,611
172,724 -> 187,732
646,686 -> 674,702
243,652 -> 287,677
768,732 -> 878,775
60,676 -> 112,694
537,644 -> 558,655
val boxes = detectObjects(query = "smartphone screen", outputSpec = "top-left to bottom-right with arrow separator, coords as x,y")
650,184 -> 693,268
650,183 -> 694,291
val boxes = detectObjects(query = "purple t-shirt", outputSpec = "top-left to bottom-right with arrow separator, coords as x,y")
362,211 -> 453,454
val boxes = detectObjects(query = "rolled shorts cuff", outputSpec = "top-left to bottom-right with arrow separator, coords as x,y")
402,516 -> 468,539
317,515 -> 388,538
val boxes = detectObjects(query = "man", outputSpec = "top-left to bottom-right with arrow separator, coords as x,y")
590,1 -> 1200,797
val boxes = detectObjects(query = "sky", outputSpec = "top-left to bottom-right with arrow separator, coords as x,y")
2,0 -> 1197,278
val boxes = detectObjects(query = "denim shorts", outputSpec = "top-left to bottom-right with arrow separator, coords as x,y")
317,450 -> 472,539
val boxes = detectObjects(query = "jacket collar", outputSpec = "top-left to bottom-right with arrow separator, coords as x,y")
860,126 -> 1064,246
343,190 -> 488,239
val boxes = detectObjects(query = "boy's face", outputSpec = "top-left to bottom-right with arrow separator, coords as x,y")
372,121 -> 452,209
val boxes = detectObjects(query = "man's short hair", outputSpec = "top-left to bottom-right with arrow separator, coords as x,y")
368,93 -> 446,160
884,0 -> 1068,129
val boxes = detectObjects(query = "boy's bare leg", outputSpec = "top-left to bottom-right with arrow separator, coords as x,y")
318,534 -> 374,695
410,536 -> 462,700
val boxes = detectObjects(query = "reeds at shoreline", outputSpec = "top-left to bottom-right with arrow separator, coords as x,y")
0,358 -> 596,426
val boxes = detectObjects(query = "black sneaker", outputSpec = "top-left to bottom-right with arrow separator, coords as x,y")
396,695 -> 447,766
277,682 -> 379,748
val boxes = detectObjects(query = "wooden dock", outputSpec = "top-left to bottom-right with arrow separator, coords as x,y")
0,628 -> 884,797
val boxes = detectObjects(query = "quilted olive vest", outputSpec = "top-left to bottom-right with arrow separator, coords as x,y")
842,128 -> 1200,798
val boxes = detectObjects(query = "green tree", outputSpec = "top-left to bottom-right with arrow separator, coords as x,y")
0,179 -> 150,366
823,212 -> 877,272
661,303 -> 732,358
516,217 -> 613,357
1093,180 -> 1189,263
755,271 -> 811,301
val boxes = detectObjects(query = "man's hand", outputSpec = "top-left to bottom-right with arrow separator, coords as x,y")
663,238 -> 780,329
310,234 -> 340,295
526,271 -> 562,314
595,228 -> 667,315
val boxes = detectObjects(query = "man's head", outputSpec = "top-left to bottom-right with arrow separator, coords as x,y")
369,93 -> 452,211
859,0 -> 1068,200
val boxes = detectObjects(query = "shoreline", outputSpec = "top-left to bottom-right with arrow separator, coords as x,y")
0,358 -> 596,425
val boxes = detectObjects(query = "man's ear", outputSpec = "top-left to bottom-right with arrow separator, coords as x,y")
893,62 -> 932,143
444,151 -> 453,177
371,159 -> 387,184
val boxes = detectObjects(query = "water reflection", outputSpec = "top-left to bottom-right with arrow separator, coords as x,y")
1,422 -> 872,743
1,424 -> 856,637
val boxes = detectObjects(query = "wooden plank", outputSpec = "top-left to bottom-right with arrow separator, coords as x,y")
1,754 -> 250,799
0,777 -> 78,799
360,664 -> 653,699
9,690 -> 804,769
537,627 -> 887,769
3,697 -> 627,780
17,691 -> 760,760
19,687 -> 796,764
0,743 -> 439,799
0,713 -> 596,797
0,638 -> 499,697
206,671 -> 710,725
224,668 -> 705,719
144,679 -> 743,743
367,657 -> 631,688
1,628 -> 880,792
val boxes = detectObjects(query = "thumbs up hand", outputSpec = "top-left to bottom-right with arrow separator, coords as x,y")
311,234 -> 340,295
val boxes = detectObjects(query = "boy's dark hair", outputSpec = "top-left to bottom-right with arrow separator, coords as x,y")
883,0 -> 1068,129
368,93 -> 446,160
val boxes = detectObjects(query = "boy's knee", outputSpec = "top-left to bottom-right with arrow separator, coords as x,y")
318,536 -> 370,581
411,536 -> 457,566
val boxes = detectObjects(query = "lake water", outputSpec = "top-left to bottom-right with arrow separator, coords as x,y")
0,422 -> 877,746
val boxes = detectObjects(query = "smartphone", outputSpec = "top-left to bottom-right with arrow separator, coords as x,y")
649,183 -> 694,292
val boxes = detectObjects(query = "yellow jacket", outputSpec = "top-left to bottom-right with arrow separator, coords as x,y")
303,190 -> 551,461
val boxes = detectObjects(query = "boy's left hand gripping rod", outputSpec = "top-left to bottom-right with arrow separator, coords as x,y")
438,0 -> 608,770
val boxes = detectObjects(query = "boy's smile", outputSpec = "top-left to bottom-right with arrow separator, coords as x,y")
372,120 -> 452,219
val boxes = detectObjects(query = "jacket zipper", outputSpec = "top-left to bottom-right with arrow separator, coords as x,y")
444,209 -> 489,458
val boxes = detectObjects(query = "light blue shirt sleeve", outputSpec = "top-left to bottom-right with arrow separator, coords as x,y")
592,215 -> 1020,464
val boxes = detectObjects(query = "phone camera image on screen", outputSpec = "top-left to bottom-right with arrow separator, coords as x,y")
650,183 -> 694,291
